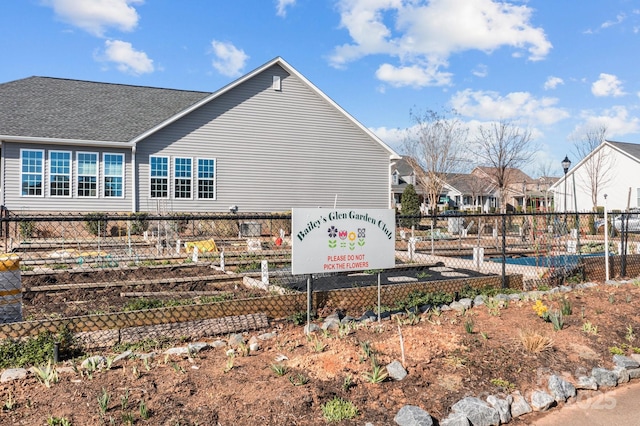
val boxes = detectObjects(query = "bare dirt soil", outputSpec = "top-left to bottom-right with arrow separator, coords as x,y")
2,280 -> 640,425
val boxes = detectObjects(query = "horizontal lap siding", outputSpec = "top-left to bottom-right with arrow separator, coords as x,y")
3,143 -> 132,212
137,65 -> 390,213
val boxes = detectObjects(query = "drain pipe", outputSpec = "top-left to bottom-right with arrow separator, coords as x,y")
604,194 -> 609,281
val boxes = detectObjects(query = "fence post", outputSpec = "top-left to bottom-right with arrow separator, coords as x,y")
306,275 -> 313,333
501,213 -> 506,288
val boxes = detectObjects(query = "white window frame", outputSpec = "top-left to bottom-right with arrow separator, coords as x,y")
49,150 -> 72,198
149,156 -> 169,199
197,158 -> 217,200
20,149 -> 44,197
103,153 -> 125,198
76,151 -> 99,198
392,170 -> 399,185
173,157 -> 193,199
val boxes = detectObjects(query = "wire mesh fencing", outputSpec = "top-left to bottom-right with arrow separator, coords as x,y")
0,210 -> 637,349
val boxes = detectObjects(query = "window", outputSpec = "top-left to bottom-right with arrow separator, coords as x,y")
174,157 -> 192,199
150,156 -> 168,198
77,152 -> 98,197
49,151 -> 71,197
21,149 -> 44,196
392,171 -> 399,185
197,158 -> 216,199
103,153 -> 124,198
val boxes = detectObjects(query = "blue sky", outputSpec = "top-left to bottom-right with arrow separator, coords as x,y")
2,0 -> 640,177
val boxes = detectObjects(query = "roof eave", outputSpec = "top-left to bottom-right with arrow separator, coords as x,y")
0,135 -> 133,148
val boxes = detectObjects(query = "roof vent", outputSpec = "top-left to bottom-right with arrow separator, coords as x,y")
272,75 -> 281,91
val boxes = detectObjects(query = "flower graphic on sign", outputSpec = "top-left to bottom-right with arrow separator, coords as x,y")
358,228 -> 365,238
348,232 -> 356,241
328,226 -> 338,238
338,230 -> 348,240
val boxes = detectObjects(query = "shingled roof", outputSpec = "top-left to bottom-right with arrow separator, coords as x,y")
0,76 -> 211,142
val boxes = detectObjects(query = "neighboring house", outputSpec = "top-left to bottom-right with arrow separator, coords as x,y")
390,157 -> 425,211
0,57 -> 400,214
443,173 -> 496,212
551,140 -> 640,212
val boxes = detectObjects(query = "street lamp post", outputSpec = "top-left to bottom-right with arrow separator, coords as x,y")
562,155 -> 571,230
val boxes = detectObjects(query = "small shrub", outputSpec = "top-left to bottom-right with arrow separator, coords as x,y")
582,321 -> 598,335
321,397 -> 359,422
362,363 -> 388,384
47,417 -> 71,426
84,212 -> 108,236
33,361 -> 59,388
464,319 -> 475,334
270,363 -> 288,376
289,373 -> 309,386
609,346 -> 625,355
519,330 -> 553,353
490,378 -> 515,391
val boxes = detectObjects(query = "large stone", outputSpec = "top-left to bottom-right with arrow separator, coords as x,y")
548,374 -> 576,402
530,390 -> 556,411
592,367 -> 618,388
227,333 -> 245,347
164,346 -> 190,356
451,396 -> 500,426
486,394 -> 512,424
576,375 -> 598,390
510,391 -> 532,417
387,360 -> 408,381
439,411 -> 470,426
458,298 -> 474,309
449,301 -> 466,312
473,295 -> 485,306
628,368 -> 640,380
613,354 -> 640,369
111,350 -> 132,366
1,368 -> 27,383
394,405 -> 434,426
614,366 -> 630,384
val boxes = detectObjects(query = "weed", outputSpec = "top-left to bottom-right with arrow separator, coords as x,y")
143,357 -> 151,371
608,294 -> 616,304
609,346 -> 625,355
338,322 -> 353,338
47,417 -> 71,426
97,388 -> 110,416
480,332 -> 489,340
289,373 -> 309,386
626,325 -> 636,344
362,363 -> 388,384
519,330 -> 553,353
33,361 -> 59,388
490,378 -> 516,391
342,374 -> 354,391
121,412 -> 134,426
120,389 -> 129,411
464,319 -> 475,334
560,298 -> 573,316
0,330 -> 79,369
139,399 -> 150,420
270,363 -> 288,376
582,321 -> 598,335
170,361 -> 185,374
485,298 -> 503,316
3,391 -> 14,411
359,341 -> 374,360
237,342 -> 250,357
131,365 -> 140,379
321,397 -> 359,422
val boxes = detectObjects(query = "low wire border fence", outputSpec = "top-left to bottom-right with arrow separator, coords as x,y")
0,210 -> 636,349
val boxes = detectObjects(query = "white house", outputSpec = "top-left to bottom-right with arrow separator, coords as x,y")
551,140 -> 640,212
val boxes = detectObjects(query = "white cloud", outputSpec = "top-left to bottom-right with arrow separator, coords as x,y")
592,73 -> 626,97
210,41 -> 249,77
44,0 -> 142,37
276,0 -> 296,17
375,62 -> 452,87
543,76 -> 564,90
601,13 -> 626,29
330,0 -> 551,87
472,64 -> 488,78
100,40 -> 154,75
573,106 -> 640,139
369,126 -> 405,152
450,89 -> 569,125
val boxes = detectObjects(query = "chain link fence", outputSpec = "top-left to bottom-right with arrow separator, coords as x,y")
0,210 -> 638,349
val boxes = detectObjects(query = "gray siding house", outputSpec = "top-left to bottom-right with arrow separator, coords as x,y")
0,57 -> 399,214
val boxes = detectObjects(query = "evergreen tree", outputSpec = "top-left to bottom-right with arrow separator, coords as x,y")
400,184 -> 420,227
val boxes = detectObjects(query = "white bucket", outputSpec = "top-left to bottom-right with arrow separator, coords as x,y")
0,254 -> 22,323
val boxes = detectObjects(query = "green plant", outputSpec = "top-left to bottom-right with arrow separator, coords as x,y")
399,184 -> 420,227
84,212 -> 108,236
626,325 -> 636,344
610,346 -> 625,355
480,331 -> 489,340
289,373 -> 309,386
139,399 -> 150,420
97,388 -> 110,416
342,374 -> 353,391
3,391 -> 14,411
490,378 -> 516,391
608,294 -> 616,304
120,389 -> 130,411
19,220 -> 35,238
287,311 -> 307,326
548,310 -> 564,331
464,319 -> 475,334
321,397 -> 359,422
47,417 -> 71,426
359,341 -> 374,360
270,363 -> 288,376
121,412 -> 134,426
33,361 -> 59,388
485,298 -> 503,316
362,362 -> 388,384
170,361 -> 185,374
560,298 -> 573,316
224,353 -> 235,373
130,212 -> 149,235
0,330 -> 79,369
582,321 -> 598,335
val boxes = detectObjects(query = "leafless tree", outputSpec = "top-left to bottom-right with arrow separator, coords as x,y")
472,120 -> 536,212
572,125 -> 613,211
403,108 -> 468,213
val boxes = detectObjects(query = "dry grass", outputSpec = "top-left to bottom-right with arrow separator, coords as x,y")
518,329 -> 553,353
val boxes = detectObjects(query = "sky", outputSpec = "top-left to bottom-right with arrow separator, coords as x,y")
2,0 -> 640,178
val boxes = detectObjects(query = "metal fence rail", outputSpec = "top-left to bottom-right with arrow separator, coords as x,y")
0,210 -> 637,348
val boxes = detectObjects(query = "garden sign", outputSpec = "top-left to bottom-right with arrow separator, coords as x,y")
291,208 -> 396,275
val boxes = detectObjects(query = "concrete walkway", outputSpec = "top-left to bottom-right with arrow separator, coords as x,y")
529,379 -> 640,425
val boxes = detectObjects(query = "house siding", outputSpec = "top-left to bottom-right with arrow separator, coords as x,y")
136,64 -> 391,213
2,143 -> 132,212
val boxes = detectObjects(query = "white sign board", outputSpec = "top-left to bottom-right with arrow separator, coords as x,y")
291,208 -> 396,275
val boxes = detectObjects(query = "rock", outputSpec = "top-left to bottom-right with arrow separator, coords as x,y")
394,405 -> 433,426
359,310 -> 376,321
613,354 -> 640,369
211,340 -> 226,349
449,301 -> 466,312
458,298 -> 473,309
439,304 -> 452,311
387,360 -> 408,381
439,411 -> 470,426
614,366 -> 630,384
1,368 -> 27,383
628,368 -> 640,380
188,342 -> 209,354
451,396 -> 500,426
419,304 -> 432,313
111,350 -> 132,365
530,390 -> 556,411
164,347 -> 190,356
304,323 -> 320,335
473,295 -> 485,306
592,367 -> 618,388
81,355 -> 106,370
227,333 -> 245,347
274,354 -> 288,362
510,391 -> 532,417
548,374 -> 576,402
559,285 -> 572,292
137,352 -> 156,361
576,376 -> 598,390
508,293 -> 522,301
630,353 -> 640,363
322,315 -> 341,331
486,394 -> 512,424
341,315 -> 357,324
257,332 -> 277,340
